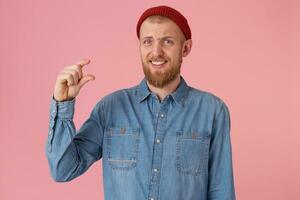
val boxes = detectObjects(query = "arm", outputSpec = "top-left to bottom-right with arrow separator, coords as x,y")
208,102 -> 236,200
45,96 -> 104,182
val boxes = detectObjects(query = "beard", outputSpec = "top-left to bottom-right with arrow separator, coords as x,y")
142,57 -> 182,88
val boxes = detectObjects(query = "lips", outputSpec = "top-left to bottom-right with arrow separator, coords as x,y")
149,60 -> 168,68
151,60 -> 166,65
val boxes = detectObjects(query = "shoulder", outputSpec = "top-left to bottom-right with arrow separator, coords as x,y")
186,85 -> 229,115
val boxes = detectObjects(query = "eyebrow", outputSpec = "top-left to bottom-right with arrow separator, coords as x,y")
142,36 -> 175,40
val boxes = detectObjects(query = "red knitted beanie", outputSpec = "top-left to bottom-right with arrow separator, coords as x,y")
136,5 -> 191,40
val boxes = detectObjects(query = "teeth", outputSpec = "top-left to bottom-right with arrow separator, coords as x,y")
151,60 -> 166,65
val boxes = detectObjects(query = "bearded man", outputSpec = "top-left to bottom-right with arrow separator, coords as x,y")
46,5 -> 236,200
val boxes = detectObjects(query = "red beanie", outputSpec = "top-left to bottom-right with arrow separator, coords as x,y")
136,5 -> 191,40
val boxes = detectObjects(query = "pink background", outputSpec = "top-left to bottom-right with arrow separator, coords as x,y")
0,0 -> 299,199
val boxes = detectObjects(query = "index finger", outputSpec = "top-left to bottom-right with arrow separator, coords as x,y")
76,59 -> 91,68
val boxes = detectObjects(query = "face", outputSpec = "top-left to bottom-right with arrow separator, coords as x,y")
138,16 -> 192,88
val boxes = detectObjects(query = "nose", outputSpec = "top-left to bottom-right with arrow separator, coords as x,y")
152,42 -> 164,57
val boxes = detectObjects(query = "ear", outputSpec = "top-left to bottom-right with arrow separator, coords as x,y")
182,39 -> 192,57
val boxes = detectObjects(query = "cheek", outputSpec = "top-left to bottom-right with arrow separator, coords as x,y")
171,50 -> 182,60
140,49 -> 151,59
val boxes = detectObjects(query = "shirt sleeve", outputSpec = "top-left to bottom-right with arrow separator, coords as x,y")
45,95 -> 104,182
208,102 -> 236,200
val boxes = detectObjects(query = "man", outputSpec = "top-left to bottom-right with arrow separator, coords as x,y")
46,5 -> 236,200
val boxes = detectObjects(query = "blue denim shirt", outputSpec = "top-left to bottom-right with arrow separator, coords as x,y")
45,75 -> 235,200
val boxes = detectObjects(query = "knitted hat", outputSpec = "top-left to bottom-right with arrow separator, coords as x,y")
136,5 -> 191,40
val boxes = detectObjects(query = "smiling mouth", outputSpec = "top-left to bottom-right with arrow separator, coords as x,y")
149,60 -> 168,68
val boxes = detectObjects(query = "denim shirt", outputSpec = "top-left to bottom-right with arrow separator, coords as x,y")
45,75 -> 236,200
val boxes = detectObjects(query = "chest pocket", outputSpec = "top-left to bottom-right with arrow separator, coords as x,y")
176,130 -> 210,176
104,126 -> 140,170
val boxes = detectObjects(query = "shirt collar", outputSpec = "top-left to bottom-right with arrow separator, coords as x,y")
138,75 -> 189,107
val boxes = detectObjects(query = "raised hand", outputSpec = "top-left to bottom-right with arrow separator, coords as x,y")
53,59 -> 95,102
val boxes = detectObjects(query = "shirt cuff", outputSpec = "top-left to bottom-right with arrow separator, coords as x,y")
50,96 -> 76,119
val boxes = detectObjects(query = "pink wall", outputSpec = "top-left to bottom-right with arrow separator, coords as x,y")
0,0 -> 299,199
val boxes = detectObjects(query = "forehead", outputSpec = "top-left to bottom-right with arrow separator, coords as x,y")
139,16 -> 184,39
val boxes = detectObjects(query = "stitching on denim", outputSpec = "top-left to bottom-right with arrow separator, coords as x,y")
106,127 -> 140,171
176,130 -> 210,176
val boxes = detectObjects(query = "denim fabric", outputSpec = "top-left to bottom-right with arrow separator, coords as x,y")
45,75 -> 236,200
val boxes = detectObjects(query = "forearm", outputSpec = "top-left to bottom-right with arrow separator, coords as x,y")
45,96 -> 80,182
45,96 -> 103,182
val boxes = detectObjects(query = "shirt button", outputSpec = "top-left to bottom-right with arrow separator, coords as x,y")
153,168 -> 158,172
156,139 -> 160,144
160,113 -> 164,118
150,198 -> 154,200
120,128 -> 126,134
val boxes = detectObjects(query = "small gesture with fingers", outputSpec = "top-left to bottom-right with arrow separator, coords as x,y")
53,59 -> 95,102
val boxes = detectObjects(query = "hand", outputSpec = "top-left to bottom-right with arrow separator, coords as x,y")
53,59 -> 95,102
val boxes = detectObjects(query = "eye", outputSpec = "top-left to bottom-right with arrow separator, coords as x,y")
143,39 -> 152,46
164,39 -> 174,45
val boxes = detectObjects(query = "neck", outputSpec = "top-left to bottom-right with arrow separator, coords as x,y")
147,75 -> 181,102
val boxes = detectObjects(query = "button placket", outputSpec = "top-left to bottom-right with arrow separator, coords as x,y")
48,99 -> 58,153
48,128 -> 53,136
148,101 -> 169,200
50,100 -> 57,128
47,128 -> 53,152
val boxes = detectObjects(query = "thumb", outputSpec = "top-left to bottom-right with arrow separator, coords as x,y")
78,74 -> 95,90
